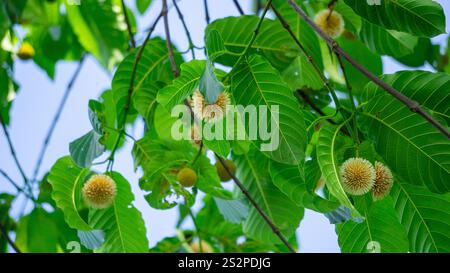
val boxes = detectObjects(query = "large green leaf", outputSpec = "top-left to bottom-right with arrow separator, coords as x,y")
391,182 -> 450,253
269,160 -> 339,213
65,0 -> 127,68
157,60 -> 205,111
316,124 -> 360,217
69,130 -> 105,168
205,16 -> 298,70
359,20 -> 418,58
88,172 -> 149,253
336,197 -> 409,253
344,0 -> 445,37
47,156 -> 92,231
133,81 -> 165,127
234,148 -> 304,244
112,38 -> 180,126
360,72 -> 450,193
231,54 -> 306,165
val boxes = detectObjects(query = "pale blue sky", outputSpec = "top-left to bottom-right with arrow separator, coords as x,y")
1,0 -> 449,253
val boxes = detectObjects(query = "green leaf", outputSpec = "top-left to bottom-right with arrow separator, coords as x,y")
112,38 -> 180,127
391,182 -> 450,253
231,54 -> 306,165
359,20 -> 418,58
213,197 -> 249,224
136,0 -> 152,14
336,197 -> 409,253
47,156 -> 92,231
269,160 -> 339,213
65,0 -> 128,69
133,81 -> 165,127
15,208 -> 59,253
360,72 -> 450,193
234,148 -> 304,244
193,156 -> 233,200
316,124 -> 361,217
69,130 -> 105,168
205,29 -> 227,61
205,16 -> 298,70
89,172 -> 149,253
344,0 -> 445,37
199,60 -> 224,104
157,60 -> 205,111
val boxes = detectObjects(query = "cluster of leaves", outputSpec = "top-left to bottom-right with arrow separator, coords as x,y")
1,0 -> 450,253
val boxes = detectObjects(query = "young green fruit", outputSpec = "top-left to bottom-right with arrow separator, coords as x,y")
177,167 -> 198,188
82,174 -> 117,209
17,42 -> 35,60
215,159 -> 236,182
190,241 -> 214,253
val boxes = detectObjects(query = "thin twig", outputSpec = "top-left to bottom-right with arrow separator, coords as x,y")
32,56 -> 85,182
232,0 -> 244,15
172,0 -> 196,59
215,156 -> 296,253
287,0 -> 450,139
203,0 -> 210,24
0,117 -> 28,185
107,10 -> 164,171
0,222 -> 21,253
121,0 -> 136,48
0,169 -> 35,200
163,0 -> 180,77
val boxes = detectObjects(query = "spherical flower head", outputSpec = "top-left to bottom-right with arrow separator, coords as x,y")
340,157 -> 375,195
372,161 -> 394,201
314,9 -> 345,38
191,90 -> 230,122
17,42 -> 35,60
82,174 -> 117,209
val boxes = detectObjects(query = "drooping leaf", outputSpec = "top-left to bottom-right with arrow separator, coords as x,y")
359,20 -> 418,58
231,54 -> 307,165
69,130 -> 105,168
47,156 -> 92,231
391,182 -> 450,253
88,172 -> 149,253
316,124 -> 361,217
344,0 -> 445,37
336,197 -> 409,253
199,60 -> 224,104
213,197 -> 249,224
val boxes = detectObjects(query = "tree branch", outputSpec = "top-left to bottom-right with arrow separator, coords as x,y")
121,0 -> 136,48
32,56 -> 85,182
203,0 -> 210,24
287,0 -> 450,139
0,222 -> 21,253
0,169 -> 34,200
232,0 -> 244,15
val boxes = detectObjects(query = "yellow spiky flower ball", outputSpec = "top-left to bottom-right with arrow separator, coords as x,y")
17,42 -> 35,60
340,157 -> 375,195
190,241 -> 214,253
82,174 -> 117,209
372,161 -> 394,201
191,90 -> 230,122
314,9 -> 345,38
